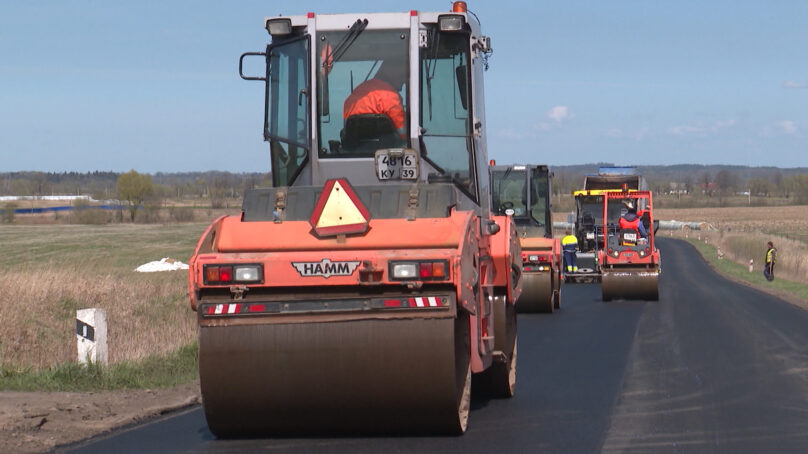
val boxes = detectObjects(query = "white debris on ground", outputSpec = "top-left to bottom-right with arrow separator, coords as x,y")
135,258 -> 190,272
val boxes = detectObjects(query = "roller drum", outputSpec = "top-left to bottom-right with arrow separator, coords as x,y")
199,315 -> 470,437
516,272 -> 554,313
601,269 -> 659,301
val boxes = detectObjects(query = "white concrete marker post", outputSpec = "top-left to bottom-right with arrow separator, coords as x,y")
76,308 -> 108,366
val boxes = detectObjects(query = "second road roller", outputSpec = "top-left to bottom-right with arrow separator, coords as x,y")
598,190 -> 661,301
490,163 -> 562,313
188,2 -> 522,437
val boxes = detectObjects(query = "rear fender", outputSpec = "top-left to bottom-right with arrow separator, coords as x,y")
488,215 -> 522,305
189,215 -> 227,311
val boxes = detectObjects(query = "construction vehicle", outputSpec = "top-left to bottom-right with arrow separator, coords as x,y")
568,167 -> 647,282
188,2 -> 522,437
490,164 -> 561,313
598,190 -> 660,301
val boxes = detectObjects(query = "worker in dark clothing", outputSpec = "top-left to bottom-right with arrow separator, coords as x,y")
561,230 -> 578,273
764,241 -> 776,281
619,200 -> 648,238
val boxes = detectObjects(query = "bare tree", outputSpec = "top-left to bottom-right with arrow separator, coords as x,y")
117,170 -> 154,222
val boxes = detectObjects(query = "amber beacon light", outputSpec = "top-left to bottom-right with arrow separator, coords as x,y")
453,1 -> 467,13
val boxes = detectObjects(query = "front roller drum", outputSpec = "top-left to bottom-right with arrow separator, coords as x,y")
516,272 -> 554,313
601,269 -> 659,301
199,315 -> 471,437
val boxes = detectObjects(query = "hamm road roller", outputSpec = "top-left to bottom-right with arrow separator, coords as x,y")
598,190 -> 660,301
490,164 -> 561,313
188,2 -> 522,436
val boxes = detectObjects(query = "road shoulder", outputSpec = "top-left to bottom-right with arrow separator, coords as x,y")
0,382 -> 200,454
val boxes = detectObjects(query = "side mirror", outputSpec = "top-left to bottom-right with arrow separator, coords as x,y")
239,51 -> 267,81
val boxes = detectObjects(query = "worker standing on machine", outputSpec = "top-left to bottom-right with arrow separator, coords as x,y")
619,200 -> 648,238
561,230 -> 578,273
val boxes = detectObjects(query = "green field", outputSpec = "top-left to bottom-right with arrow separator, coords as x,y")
0,223 -> 208,390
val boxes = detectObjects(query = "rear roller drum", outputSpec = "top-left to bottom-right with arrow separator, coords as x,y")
601,269 -> 659,301
199,313 -> 472,437
516,272 -> 554,313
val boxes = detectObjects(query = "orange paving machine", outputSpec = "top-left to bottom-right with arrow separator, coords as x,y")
188,2 -> 522,437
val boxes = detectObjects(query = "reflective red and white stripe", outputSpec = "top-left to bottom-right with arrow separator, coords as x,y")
409,296 -> 440,307
205,303 -> 269,315
206,303 -> 242,315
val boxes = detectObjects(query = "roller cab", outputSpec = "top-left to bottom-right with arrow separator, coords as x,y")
191,3 -> 520,437
597,190 -> 661,301
490,164 -> 561,313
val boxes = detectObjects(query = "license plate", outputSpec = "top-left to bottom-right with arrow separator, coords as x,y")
586,232 -> 595,240
375,148 -> 418,180
624,232 -> 637,242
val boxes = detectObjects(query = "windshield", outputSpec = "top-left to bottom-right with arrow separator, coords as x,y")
266,37 -> 309,187
579,195 -> 626,227
491,169 -> 527,216
578,196 -> 603,227
420,27 -> 475,198
317,29 -> 409,158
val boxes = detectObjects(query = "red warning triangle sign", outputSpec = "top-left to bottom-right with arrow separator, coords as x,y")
309,178 -> 371,237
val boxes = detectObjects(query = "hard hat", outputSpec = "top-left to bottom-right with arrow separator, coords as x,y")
622,200 -> 636,211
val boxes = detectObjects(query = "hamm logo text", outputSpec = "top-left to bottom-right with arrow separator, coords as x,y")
292,259 -> 361,278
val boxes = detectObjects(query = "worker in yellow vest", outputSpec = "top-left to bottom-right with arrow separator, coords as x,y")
561,230 -> 579,273
764,241 -> 776,281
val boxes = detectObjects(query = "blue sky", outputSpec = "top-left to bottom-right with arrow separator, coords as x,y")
1,0 -> 806,172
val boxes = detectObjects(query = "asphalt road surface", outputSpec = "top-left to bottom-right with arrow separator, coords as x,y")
66,238 -> 808,453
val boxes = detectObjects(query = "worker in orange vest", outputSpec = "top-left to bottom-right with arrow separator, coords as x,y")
343,60 -> 407,138
619,200 -> 647,238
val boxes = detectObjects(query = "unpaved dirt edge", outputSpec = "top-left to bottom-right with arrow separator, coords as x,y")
0,381 -> 200,454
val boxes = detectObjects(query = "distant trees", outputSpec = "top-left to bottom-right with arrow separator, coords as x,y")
748,178 -> 772,197
785,175 -> 808,204
2,203 -> 16,224
117,170 -> 154,222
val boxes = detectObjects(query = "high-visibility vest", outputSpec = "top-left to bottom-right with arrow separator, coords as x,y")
766,248 -> 775,264
619,216 -> 640,232
561,235 -> 578,251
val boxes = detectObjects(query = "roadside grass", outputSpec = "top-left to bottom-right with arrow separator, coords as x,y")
685,238 -> 808,304
0,223 -> 206,389
0,342 -> 198,391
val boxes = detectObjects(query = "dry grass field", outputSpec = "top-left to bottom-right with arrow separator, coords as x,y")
656,205 -> 808,285
0,223 -> 207,372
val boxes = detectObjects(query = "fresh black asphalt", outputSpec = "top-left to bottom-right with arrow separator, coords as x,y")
64,238 -> 808,453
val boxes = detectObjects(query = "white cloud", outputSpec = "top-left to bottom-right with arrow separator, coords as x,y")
546,105 -> 574,122
777,120 -> 798,134
783,80 -> 808,89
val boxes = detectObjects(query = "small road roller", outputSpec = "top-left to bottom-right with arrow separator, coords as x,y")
598,190 -> 661,301
490,164 -> 561,313
188,2 -> 521,437
569,167 -> 647,283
